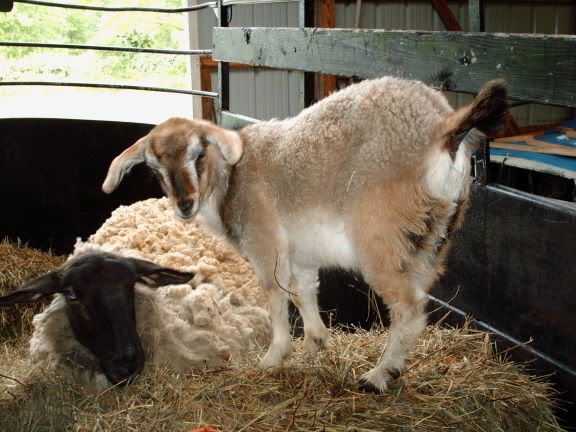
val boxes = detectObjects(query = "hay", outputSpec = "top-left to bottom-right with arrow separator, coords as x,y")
0,322 -> 564,431
0,238 -> 66,341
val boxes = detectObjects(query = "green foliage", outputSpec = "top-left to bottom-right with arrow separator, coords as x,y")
0,1 -> 189,88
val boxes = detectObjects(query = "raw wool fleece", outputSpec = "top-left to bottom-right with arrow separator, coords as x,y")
28,198 -> 270,390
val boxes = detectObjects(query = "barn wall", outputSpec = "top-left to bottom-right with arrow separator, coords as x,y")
193,0 -> 575,124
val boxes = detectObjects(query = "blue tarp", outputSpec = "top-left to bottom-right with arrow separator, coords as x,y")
490,120 -> 576,180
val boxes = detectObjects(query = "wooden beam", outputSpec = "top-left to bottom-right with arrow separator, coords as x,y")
213,28 -> 576,107
431,0 -> 462,31
319,0 -> 337,97
200,62 -> 214,121
201,57 -> 258,70
221,111 -> 259,129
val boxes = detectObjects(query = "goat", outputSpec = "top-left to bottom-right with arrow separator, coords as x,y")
0,251 -> 194,384
102,76 -> 508,392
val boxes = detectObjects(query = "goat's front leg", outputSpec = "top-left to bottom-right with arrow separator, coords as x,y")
243,231 -> 294,371
259,279 -> 293,371
290,265 -> 328,355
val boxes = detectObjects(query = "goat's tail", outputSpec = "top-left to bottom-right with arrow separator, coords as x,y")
439,80 -> 509,158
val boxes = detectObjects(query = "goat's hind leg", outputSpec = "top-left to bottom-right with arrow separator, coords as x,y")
290,265 -> 329,355
359,271 -> 428,393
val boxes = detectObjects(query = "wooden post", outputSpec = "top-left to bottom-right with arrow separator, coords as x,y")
469,0 -> 483,32
320,0 -> 337,97
200,57 -> 214,121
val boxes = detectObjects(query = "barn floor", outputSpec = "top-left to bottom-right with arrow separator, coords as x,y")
0,322 -> 565,432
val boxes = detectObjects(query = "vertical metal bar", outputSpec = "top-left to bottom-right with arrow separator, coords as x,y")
216,0 -> 230,124
298,0 -> 315,110
297,0 -> 306,111
469,0 -> 488,184
468,0 -> 483,32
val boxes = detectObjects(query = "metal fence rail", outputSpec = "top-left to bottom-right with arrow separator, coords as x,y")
0,81 -> 218,97
14,0 -> 217,13
0,41 -> 212,56
2,1 -> 217,98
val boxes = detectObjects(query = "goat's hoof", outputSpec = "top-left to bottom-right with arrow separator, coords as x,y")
259,347 -> 290,372
303,332 -> 328,355
358,378 -> 384,394
359,367 -> 399,393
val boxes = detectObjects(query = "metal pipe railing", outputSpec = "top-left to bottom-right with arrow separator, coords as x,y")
0,81 -> 218,98
0,41 -> 212,56
13,0 -> 216,13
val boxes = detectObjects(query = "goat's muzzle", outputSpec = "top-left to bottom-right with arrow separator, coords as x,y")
176,199 -> 194,220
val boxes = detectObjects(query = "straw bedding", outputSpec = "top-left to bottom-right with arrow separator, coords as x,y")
0,238 -> 66,341
0,198 -> 566,431
0,323 -> 563,431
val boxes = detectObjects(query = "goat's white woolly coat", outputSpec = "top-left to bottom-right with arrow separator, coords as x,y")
29,198 -> 269,389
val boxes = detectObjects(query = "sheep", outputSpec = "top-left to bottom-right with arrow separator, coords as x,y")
0,200 -> 270,389
102,77 -> 508,392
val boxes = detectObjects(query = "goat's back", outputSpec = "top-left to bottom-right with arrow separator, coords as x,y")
237,77 -> 454,207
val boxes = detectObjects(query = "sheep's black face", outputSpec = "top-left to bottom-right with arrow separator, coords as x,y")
62,255 -> 147,385
0,251 -> 194,386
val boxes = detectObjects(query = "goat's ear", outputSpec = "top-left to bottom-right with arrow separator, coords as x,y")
130,258 -> 194,288
0,271 -> 62,307
102,136 -> 149,194
204,124 -> 243,165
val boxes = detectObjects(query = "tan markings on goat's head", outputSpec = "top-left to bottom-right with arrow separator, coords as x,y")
144,118 -> 242,221
102,116 -> 243,220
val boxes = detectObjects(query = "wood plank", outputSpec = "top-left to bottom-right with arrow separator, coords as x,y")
201,57 -> 259,70
491,141 -> 576,157
431,0 -> 462,31
213,28 -> 576,107
221,111 -> 259,129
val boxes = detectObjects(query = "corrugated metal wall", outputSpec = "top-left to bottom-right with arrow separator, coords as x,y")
196,0 -> 575,124
197,2 -> 302,120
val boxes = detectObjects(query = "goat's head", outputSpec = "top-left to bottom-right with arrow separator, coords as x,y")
0,252 -> 194,385
102,118 -> 243,220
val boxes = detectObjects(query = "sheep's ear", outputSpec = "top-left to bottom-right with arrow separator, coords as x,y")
205,125 -> 243,165
130,258 -> 194,288
0,271 -> 62,307
102,136 -> 149,194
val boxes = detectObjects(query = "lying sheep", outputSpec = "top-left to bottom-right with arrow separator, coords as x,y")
0,209 -> 270,388
102,76 -> 508,392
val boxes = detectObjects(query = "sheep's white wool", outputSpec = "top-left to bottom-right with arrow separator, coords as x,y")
29,198 -> 270,390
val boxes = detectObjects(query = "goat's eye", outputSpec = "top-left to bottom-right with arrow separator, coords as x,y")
197,149 -> 206,160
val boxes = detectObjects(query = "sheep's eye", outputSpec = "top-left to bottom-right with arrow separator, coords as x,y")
197,149 -> 206,160
63,289 -> 77,301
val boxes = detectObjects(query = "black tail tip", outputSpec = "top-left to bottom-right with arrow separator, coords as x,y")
472,79 -> 509,135
478,79 -> 508,102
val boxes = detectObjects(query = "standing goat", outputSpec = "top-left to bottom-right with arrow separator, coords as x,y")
102,77 -> 508,392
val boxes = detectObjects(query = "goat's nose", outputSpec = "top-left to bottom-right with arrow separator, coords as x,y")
178,200 -> 193,215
